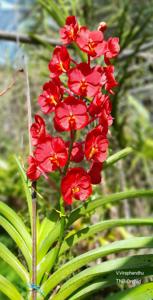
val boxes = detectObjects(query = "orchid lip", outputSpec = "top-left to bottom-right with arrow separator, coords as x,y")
89,146 -> 98,159
59,61 -> 67,72
72,187 -> 80,193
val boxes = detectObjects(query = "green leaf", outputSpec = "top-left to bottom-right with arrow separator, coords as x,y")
53,254 -> 153,300
0,216 -> 32,272
68,189 -> 153,227
106,282 -> 153,300
15,156 -> 32,227
0,242 -> 29,283
38,0 -> 65,27
68,281 -> 108,300
103,147 -> 133,169
60,218 -> 153,255
0,201 -> 31,252
38,222 -> 61,262
38,217 -> 56,248
37,247 -> 57,284
0,275 -> 24,300
37,236 -> 153,299
39,217 -> 153,282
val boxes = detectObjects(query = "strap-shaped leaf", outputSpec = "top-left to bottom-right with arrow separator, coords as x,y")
38,217 -> 57,248
38,221 -> 61,262
0,201 -> 31,251
37,247 -> 57,284
0,216 -> 32,272
37,236 -> 153,299
53,254 -> 153,300
15,156 -> 32,227
38,217 -> 153,284
0,242 -> 29,283
0,275 -> 24,300
106,282 -> 153,300
68,281 -> 108,300
68,189 -> 153,227
60,218 -> 153,254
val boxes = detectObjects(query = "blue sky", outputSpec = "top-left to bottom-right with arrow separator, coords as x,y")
0,0 -> 33,64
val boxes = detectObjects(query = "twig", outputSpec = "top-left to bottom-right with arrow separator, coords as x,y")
0,69 -> 23,96
0,30 -> 61,46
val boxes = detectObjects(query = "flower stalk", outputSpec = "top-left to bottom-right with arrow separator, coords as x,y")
31,181 -> 37,300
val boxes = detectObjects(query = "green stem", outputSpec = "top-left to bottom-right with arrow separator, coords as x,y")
31,181 -> 37,300
103,147 -> 133,169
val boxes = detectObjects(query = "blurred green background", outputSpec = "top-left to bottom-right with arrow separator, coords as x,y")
0,0 -> 153,299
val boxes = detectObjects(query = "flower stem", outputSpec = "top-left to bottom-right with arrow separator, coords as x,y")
88,54 -> 90,66
31,181 -> 37,300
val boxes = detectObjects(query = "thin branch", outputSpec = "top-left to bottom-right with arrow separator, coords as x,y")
0,30 -> 61,46
0,69 -> 23,96
0,78 -> 15,96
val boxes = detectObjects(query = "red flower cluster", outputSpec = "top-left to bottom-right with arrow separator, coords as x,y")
27,16 -> 120,205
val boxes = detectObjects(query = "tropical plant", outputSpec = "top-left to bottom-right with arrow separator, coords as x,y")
1,9 -> 153,300
1,152 -> 153,300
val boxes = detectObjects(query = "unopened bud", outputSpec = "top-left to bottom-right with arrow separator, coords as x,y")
98,22 -> 107,32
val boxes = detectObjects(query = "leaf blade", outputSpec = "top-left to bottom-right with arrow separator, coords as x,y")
0,242 -> 29,283
0,275 -> 24,300
38,236 -> 153,299
53,254 -> 153,300
68,189 -> 153,227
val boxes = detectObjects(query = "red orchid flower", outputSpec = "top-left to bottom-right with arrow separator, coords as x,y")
104,65 -> 118,94
60,16 -> 79,44
88,93 -> 110,117
30,115 -> 46,146
54,96 -> 89,131
68,63 -> 101,97
38,80 -> 62,114
34,137 -> 68,172
27,15 -> 120,202
104,37 -> 120,65
61,167 -> 92,205
85,127 -> 108,163
48,46 -> 70,78
88,161 -> 103,184
66,141 -> 84,162
26,156 -> 47,181
76,27 -> 107,58
99,96 -> 113,127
